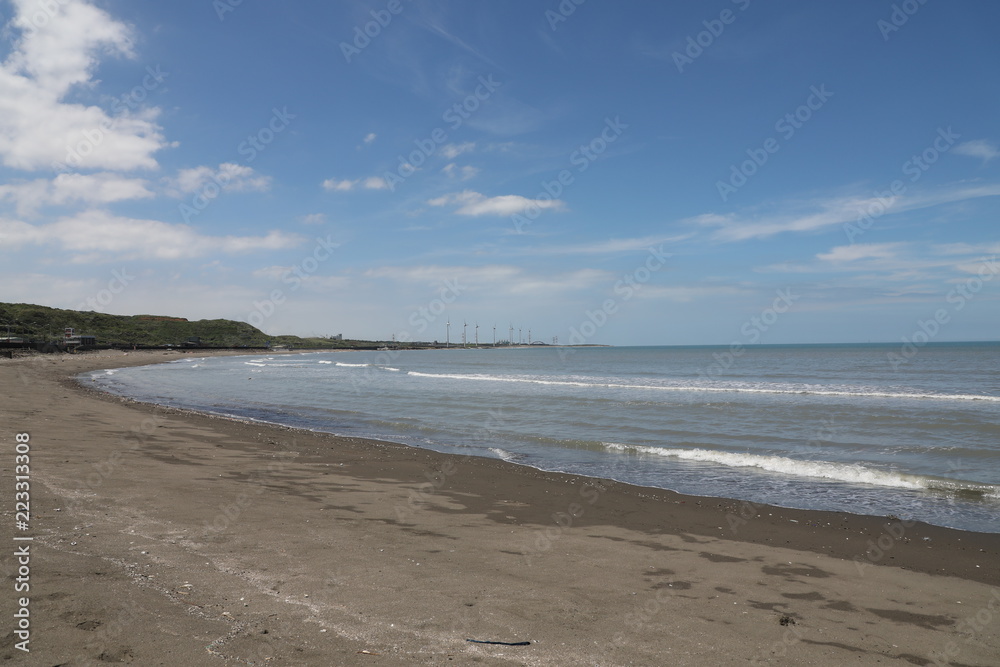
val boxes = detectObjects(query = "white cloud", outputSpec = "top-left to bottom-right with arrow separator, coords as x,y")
322,176 -> 387,191
322,178 -> 358,192
0,0 -> 167,171
362,264 -> 614,297
364,264 -> 520,285
167,163 -> 270,197
442,163 -> 479,181
440,142 -> 475,159
0,172 -> 154,215
428,190 -> 566,217
522,234 -> 692,256
816,243 -> 904,263
363,132 -> 377,144
0,210 -> 303,261
954,139 -> 999,163
694,184 -> 1000,242
301,213 -> 326,225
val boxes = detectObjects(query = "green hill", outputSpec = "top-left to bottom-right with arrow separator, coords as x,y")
0,302 -> 362,349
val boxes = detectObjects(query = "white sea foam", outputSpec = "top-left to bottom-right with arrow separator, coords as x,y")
336,362 -> 370,368
602,443 -> 1000,498
318,360 -> 333,364
489,447 -> 517,462
403,371 -> 1000,402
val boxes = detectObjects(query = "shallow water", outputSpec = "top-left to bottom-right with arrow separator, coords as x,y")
83,343 -> 1000,533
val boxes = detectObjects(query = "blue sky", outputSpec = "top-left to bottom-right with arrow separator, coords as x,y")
1,0 -> 998,345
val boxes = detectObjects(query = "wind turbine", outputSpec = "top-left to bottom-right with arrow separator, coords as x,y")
446,319 -> 450,348
528,328 -> 531,345
475,322 -> 479,346
493,324 -> 496,347
463,320 -> 467,347
509,324 -> 514,346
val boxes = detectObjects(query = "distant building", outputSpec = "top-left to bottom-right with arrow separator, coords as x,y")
62,327 -> 96,350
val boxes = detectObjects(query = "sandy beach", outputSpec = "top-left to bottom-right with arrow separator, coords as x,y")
2,349 -> 998,665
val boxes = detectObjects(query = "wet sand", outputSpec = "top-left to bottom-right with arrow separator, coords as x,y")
2,349 -> 999,665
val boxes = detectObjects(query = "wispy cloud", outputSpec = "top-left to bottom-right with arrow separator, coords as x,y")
322,178 -> 357,192
954,139 -> 999,164
322,176 -> 388,192
428,190 -> 565,216
166,163 -> 270,197
442,163 -> 479,181
694,183 -> 1000,242
441,142 -> 475,159
816,242 -> 905,263
1,210 -> 302,261
518,234 -> 692,256
363,176 -> 389,190
301,213 -> 327,225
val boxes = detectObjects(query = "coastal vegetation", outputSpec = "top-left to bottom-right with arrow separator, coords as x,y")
0,302 -> 372,349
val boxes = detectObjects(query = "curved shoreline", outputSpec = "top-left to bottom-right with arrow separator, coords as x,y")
5,348 -> 1000,665
66,349 -> 1000,583
78,350 -> 1000,535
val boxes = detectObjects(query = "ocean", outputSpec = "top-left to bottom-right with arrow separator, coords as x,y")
81,343 -> 1000,533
